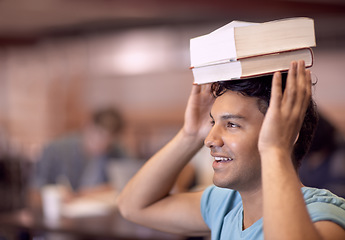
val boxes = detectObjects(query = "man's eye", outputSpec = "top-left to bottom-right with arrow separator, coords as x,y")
227,122 -> 239,128
210,120 -> 215,126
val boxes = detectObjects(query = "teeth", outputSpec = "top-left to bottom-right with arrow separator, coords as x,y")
214,157 -> 232,161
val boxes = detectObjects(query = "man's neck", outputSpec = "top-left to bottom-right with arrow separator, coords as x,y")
240,188 -> 263,230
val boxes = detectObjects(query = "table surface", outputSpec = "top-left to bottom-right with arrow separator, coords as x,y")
0,208 -> 185,240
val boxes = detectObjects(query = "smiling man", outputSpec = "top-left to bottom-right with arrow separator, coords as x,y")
117,61 -> 345,240
206,90 -> 264,192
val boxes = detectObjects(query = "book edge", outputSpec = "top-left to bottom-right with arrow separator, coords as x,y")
192,48 -> 314,84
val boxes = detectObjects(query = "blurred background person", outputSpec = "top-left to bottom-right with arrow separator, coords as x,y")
0,124 -> 29,213
0,123 -> 31,240
299,113 -> 345,198
29,107 -> 129,208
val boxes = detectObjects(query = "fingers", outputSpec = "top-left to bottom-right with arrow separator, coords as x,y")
282,61 -> 298,112
201,83 -> 212,94
300,66 -> 312,112
270,71 -> 283,109
191,82 -> 202,95
280,60 -> 311,121
294,60 -> 311,116
191,83 -> 212,95
305,69 -> 312,102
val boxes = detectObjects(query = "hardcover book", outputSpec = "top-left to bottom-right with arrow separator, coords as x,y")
190,17 -> 316,84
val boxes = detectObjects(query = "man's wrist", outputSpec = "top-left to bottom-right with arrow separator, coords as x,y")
179,129 -> 205,150
260,147 -> 292,164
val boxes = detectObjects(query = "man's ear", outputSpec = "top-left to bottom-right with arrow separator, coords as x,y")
294,133 -> 300,144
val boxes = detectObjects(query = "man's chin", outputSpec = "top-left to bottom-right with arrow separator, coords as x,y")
212,179 -> 233,189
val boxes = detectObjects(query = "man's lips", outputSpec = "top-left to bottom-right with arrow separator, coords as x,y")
212,156 -> 233,170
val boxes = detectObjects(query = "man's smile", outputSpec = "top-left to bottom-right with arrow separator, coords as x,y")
214,156 -> 233,162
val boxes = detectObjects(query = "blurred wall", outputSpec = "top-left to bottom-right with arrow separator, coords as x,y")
312,49 -> 345,133
0,23 -> 344,160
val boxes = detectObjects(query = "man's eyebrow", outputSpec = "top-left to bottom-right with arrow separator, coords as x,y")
221,114 -> 245,120
209,113 -> 245,120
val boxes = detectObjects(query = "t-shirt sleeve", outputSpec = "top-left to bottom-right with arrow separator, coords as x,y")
304,188 -> 345,229
307,202 -> 345,229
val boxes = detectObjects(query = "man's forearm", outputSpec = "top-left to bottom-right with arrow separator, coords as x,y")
117,129 -> 203,221
261,149 -> 322,240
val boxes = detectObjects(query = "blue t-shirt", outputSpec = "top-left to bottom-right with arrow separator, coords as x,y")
201,186 -> 345,240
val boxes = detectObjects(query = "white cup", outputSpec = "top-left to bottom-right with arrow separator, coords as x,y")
41,185 -> 62,221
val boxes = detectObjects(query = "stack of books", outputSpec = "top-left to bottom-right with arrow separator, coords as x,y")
190,17 -> 316,84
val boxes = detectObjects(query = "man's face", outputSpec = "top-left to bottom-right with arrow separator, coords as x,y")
83,125 -> 114,157
204,90 -> 265,191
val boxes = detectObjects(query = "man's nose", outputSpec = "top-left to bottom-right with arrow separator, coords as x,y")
204,126 -> 223,148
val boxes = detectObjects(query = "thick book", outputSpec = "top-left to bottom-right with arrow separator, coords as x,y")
191,48 -> 313,85
190,17 -> 316,68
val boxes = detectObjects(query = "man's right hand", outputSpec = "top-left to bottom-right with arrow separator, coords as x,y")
117,83 -> 213,236
183,83 -> 214,141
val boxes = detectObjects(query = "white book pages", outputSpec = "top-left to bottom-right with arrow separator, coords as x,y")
192,61 -> 242,84
190,21 -> 258,67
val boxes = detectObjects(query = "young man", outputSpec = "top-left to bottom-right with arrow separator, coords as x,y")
117,61 -> 345,239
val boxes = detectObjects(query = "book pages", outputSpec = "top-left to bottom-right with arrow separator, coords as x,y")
192,61 -> 242,84
190,28 -> 235,67
190,21 -> 258,67
235,18 -> 315,58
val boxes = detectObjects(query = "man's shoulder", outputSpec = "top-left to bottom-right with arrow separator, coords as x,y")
302,187 -> 345,206
302,187 -> 345,229
41,134 -> 82,160
45,134 -> 81,149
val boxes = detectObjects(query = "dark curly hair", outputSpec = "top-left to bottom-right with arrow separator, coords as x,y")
211,73 -> 318,170
92,107 -> 124,134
